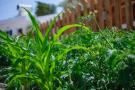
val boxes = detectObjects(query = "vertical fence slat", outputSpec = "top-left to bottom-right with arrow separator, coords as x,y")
97,0 -> 105,28
39,0 -> 134,35
125,0 -> 132,29
104,0 -> 111,28
114,0 -> 121,28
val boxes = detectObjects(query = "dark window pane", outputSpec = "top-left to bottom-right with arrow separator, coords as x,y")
6,30 -> 12,35
18,28 -> 23,34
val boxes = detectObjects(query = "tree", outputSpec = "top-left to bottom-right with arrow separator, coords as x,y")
35,1 -> 56,16
59,0 -> 80,9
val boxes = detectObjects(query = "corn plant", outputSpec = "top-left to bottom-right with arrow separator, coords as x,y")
0,9 -> 90,90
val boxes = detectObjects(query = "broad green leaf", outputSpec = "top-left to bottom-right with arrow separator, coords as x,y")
24,8 -> 44,43
0,30 -> 13,42
54,24 -> 90,42
42,12 -> 63,52
57,45 -> 88,61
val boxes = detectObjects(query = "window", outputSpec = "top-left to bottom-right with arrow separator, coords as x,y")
6,30 -> 12,36
18,28 -> 23,34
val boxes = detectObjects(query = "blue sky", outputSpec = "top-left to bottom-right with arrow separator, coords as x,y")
0,0 -> 64,21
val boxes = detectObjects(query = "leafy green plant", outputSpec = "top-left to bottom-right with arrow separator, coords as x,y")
60,29 -> 135,89
0,9 -> 90,90
0,8 -> 135,90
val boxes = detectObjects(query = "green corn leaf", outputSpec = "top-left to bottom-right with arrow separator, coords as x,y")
111,53 -> 127,69
43,45 -> 51,75
7,73 -> 35,86
50,61 -> 55,74
0,30 -> 13,42
53,76 -> 62,86
24,8 -> 44,43
44,14 -> 59,41
57,45 -> 88,61
31,59 -> 45,75
108,50 -> 127,69
42,12 -> 63,52
54,24 -> 90,42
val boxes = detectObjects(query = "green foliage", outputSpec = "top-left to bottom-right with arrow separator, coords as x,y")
0,9 -> 90,90
0,9 -> 135,90
60,29 -> 135,89
35,1 -> 56,16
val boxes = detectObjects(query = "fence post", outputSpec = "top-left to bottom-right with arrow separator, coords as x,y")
65,9 -> 70,25
88,0 -> 95,11
97,0 -> 105,29
62,12 -> 67,26
80,0 -> 89,16
125,0 -> 132,29
76,3 -> 82,18
42,22 -> 46,34
70,10 -> 77,32
65,9 -> 72,34
104,0 -> 112,28
45,21 -> 49,34
114,0 -> 121,28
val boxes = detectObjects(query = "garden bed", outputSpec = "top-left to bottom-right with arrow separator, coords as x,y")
0,10 -> 135,90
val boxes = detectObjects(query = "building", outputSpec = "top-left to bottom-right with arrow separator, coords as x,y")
0,4 -> 58,36
0,4 -> 32,36
0,16 -> 30,35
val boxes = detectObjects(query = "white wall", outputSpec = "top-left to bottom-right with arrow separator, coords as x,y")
0,16 -> 31,36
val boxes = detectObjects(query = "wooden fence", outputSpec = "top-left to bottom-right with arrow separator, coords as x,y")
40,0 -> 135,34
